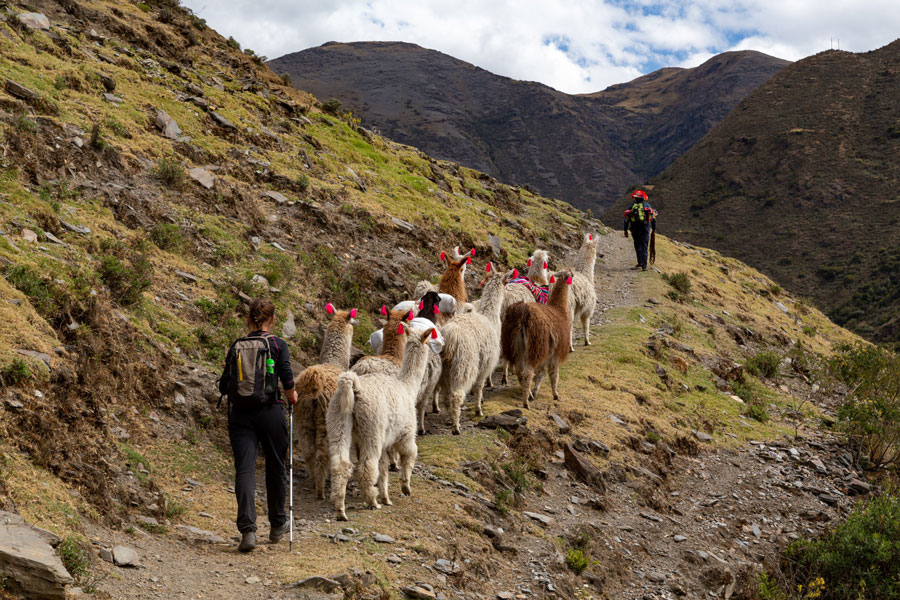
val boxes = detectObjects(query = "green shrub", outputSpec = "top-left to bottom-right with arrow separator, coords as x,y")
261,252 -> 295,287
768,283 -> 782,295
732,380 -> 758,403
99,253 -> 153,307
565,548 -> 588,574
645,431 -> 660,444
746,351 -> 780,378
119,443 -> 151,483
13,115 -> 36,133
190,15 -> 207,30
829,343 -> 900,467
0,358 -> 32,387
663,272 -> 691,295
5,265 -> 56,315
149,223 -> 183,252
280,73 -> 292,86
802,325 -> 817,337
321,98 -> 343,115
494,489 -> 512,516
297,173 -> 310,193
103,117 -> 129,138
165,496 -> 186,520
762,489 -> 900,599
59,537 -> 90,579
155,156 -> 185,187
744,400 -> 770,423
226,36 -> 240,50
137,2 -> 151,12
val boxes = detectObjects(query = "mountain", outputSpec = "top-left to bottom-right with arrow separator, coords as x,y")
267,43 -> 789,213
608,40 -> 900,345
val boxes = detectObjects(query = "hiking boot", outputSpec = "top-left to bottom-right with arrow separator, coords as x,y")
238,531 -> 257,553
631,264 -> 642,270
269,521 -> 289,543
642,266 -> 648,271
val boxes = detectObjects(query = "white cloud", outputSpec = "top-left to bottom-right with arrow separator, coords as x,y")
180,0 -> 900,94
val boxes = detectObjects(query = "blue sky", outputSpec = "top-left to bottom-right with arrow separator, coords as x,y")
180,0 -> 900,94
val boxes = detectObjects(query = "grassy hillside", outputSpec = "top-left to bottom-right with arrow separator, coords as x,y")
607,41 -> 900,347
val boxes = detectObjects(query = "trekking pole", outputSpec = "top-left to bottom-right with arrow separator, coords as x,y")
288,402 -> 294,553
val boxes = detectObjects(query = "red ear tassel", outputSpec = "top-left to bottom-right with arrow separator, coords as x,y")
397,323 -> 405,335
408,311 -> 414,321
512,269 -> 519,278
486,263 -> 492,272
466,257 -> 472,265
381,305 -> 387,316
589,234 -> 593,241
550,276 -> 556,284
431,328 -> 438,339
419,300 -> 424,311
543,261 -> 548,269
350,308 -> 357,318
566,276 -> 573,285
325,303 -> 334,314
527,258 -> 532,267
470,248 -> 476,256
440,251 -> 446,261
434,304 -> 439,314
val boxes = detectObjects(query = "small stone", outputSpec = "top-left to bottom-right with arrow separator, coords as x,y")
188,167 -> 215,190
373,534 -> 395,544
434,558 -> 458,574
21,228 -> 37,243
98,548 -> 113,563
282,310 -> 297,339
263,190 -> 289,204
155,109 -> 182,139
5,79 -> 39,101
402,586 -> 437,599
103,93 -> 123,104
250,274 -> 269,288
775,301 -> 790,314
647,297 -> 660,304
135,515 -> 158,527
692,430 -> 713,442
174,524 -> 225,544
752,523 -> 761,538
17,12 -> 51,30
391,217 -> 416,233
610,415 -> 627,426
673,535 -> 687,543
59,219 -> 90,235
245,576 -> 261,584
210,111 -> 236,130
174,270 -> 198,283
488,233 -> 503,257
523,511 -> 552,525
288,576 -> 341,593
14,349 -> 51,367
647,571 -> 666,583
498,593 -> 514,600
810,458 -> 827,474
387,554 -> 402,564
848,479 -> 871,495
550,413 -> 570,434
112,545 -> 138,567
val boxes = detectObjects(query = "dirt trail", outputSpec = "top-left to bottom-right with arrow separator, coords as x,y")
87,231 -> 858,600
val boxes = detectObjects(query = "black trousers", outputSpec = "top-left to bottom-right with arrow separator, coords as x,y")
631,223 -> 651,268
228,402 -> 288,533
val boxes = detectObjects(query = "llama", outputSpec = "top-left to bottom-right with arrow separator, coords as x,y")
501,270 -> 572,408
438,253 -> 472,305
414,291 -> 445,433
327,326 -> 437,521
294,303 -> 358,499
567,233 -> 599,350
436,263 -> 505,434
499,249 -> 551,384
352,308 -> 412,375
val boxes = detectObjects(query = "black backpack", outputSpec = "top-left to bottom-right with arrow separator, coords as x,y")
218,333 -> 278,407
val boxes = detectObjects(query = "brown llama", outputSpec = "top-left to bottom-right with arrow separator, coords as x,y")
501,271 -> 572,408
352,308 -> 413,375
294,303 -> 358,499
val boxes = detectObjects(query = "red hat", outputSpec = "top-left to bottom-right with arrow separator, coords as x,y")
632,190 -> 648,201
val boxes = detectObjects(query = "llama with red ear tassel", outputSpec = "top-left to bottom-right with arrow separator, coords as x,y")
501,271 -> 573,408
352,308 -> 414,375
293,303 -> 359,499
413,247 -> 474,320
565,232 -> 600,350
328,327 -> 438,520
498,249 -> 551,384
435,262 -> 505,435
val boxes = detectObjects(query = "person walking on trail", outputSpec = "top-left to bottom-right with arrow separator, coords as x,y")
624,190 -> 657,271
218,298 -> 297,553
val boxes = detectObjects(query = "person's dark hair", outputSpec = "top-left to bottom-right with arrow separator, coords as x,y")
248,298 -> 275,328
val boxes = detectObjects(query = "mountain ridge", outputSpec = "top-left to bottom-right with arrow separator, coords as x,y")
268,42 -> 789,212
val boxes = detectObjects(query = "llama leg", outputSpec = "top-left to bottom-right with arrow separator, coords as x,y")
314,416 -> 330,500
389,448 -> 400,472
473,372 -> 490,418
502,360 -> 510,386
521,370 -> 534,409
432,392 -> 441,414
450,390 -> 465,435
377,451 -> 392,506
417,395 -> 428,436
398,434 -> 417,496
582,313 -> 592,346
330,457 -> 353,521
550,363 -> 561,401
532,370 -> 547,402
357,451 -> 381,510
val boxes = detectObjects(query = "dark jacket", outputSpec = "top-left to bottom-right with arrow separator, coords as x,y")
218,331 -> 295,404
624,201 -> 657,232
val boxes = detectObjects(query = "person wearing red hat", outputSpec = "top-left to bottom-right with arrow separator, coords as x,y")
623,190 -> 656,271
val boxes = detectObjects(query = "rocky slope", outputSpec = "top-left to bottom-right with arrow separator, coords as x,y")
608,40 -> 900,346
0,1 -> 877,599
268,43 -> 788,213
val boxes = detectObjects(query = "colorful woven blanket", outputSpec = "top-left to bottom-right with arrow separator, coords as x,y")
507,277 -> 549,304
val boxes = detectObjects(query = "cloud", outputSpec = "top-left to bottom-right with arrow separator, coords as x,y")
181,0 -> 900,94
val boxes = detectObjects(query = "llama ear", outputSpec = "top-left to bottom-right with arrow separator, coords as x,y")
381,305 -> 387,316
566,276 -> 573,285
486,262 -> 491,273
419,300 -> 424,311
550,275 -> 556,284
397,322 -> 405,335
466,256 -> 472,265
440,251 -> 446,261
470,248 -> 476,256
434,304 -> 439,314
325,303 -> 334,314
527,258 -> 532,267
349,308 -> 357,319
512,268 -> 519,278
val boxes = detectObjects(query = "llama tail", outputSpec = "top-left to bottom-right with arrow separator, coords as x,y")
327,371 -> 359,468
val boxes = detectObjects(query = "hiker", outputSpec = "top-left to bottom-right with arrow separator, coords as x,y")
624,190 -> 657,271
218,298 -> 297,552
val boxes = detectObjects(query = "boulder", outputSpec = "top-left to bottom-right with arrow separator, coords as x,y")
188,167 -> 215,190
155,109 -> 182,139
17,12 -> 50,30
0,510 -> 73,599
282,310 -> 297,339
5,79 -> 39,101
112,545 -> 138,567
477,409 -> 527,432
210,111 -> 236,130
263,190 -> 288,204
